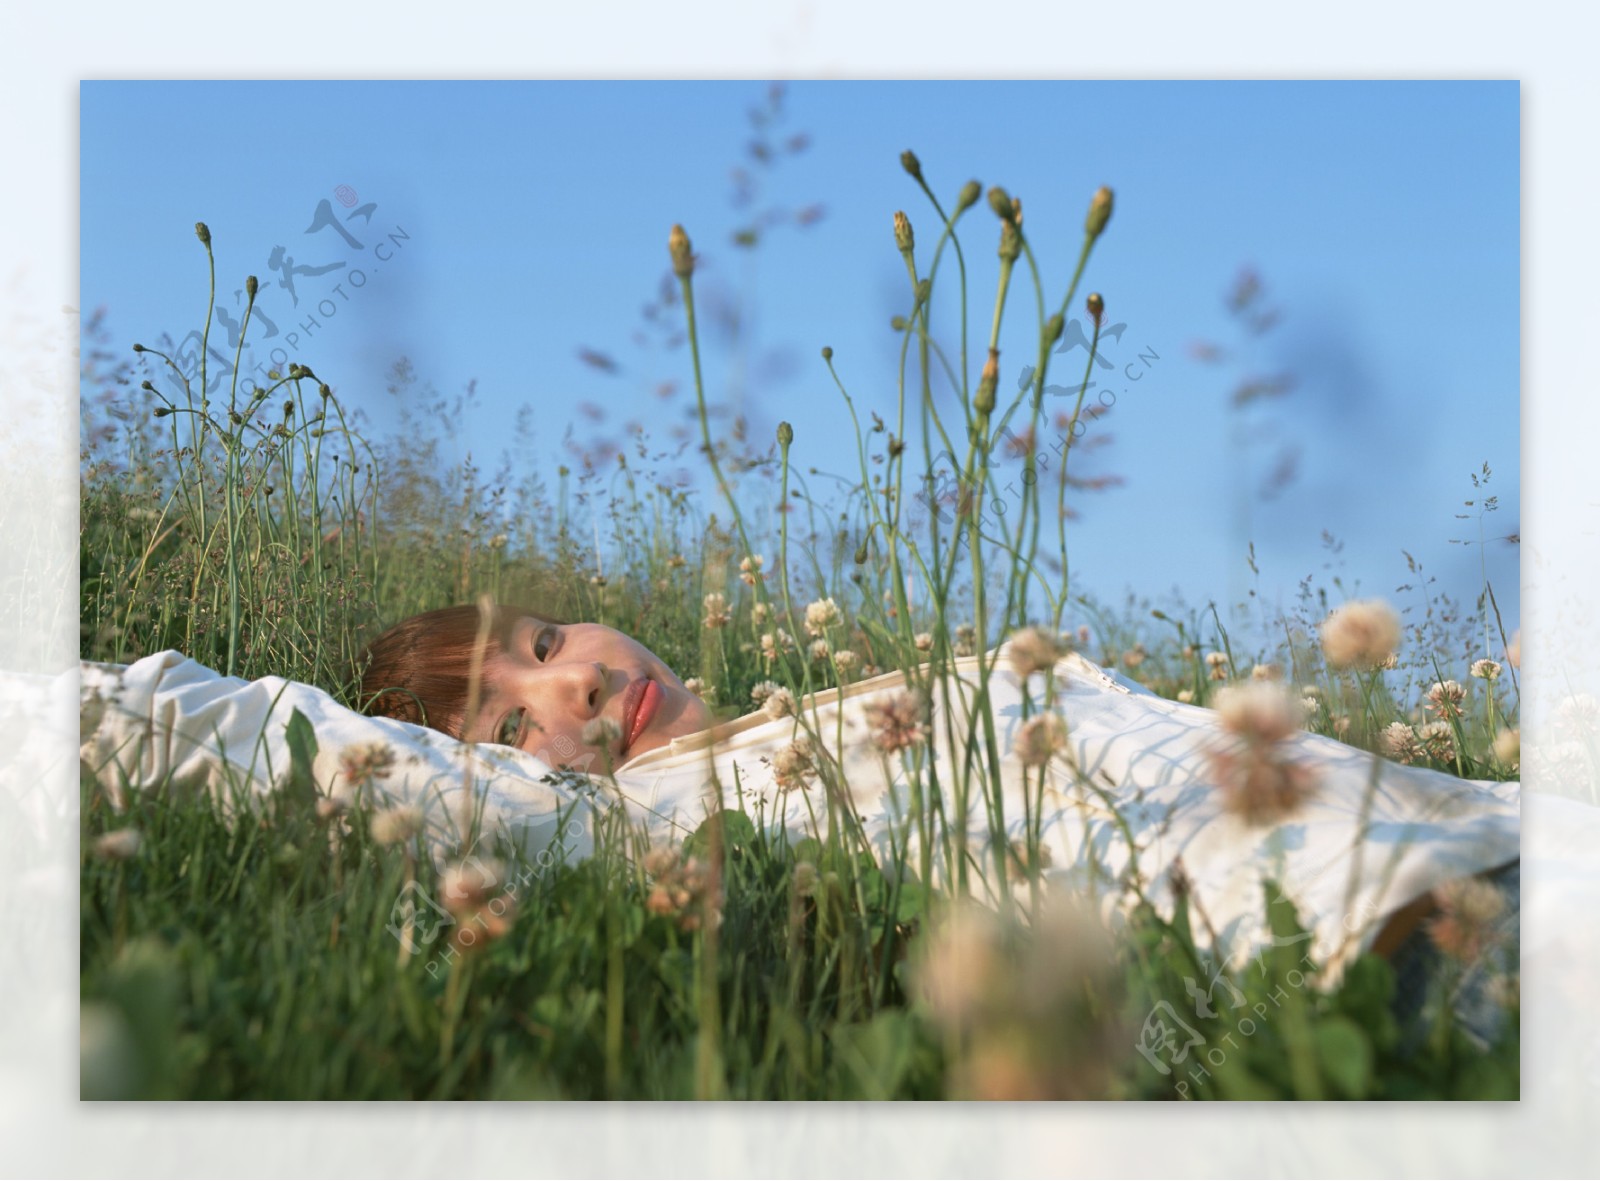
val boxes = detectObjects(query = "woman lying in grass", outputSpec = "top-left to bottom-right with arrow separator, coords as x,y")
354,600 -> 1519,1002
358,603 -> 716,768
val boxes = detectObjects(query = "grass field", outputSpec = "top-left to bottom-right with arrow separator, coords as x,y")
78,151 -> 1521,1100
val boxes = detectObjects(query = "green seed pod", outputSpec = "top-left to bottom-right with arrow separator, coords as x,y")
956,180 -> 981,213
245,275 -> 258,300
987,186 -> 1015,223
132,343 -> 145,353
854,542 -> 869,565
153,406 -> 172,418
821,346 -> 834,361
777,421 -> 794,448
140,379 -> 154,391
900,150 -> 923,181
668,223 -> 694,278
283,400 -> 295,419
319,383 -> 332,399
999,219 -> 1022,263
975,351 -> 1000,416
915,278 -> 931,307
1046,313 -> 1065,345
195,222 -> 211,246
890,315 -> 907,332
1087,292 -> 1105,323
1086,186 -> 1114,238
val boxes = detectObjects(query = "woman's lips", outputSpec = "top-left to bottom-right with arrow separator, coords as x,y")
622,676 -> 663,755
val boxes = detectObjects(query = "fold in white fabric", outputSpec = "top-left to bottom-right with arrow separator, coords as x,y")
77,647 -> 1519,980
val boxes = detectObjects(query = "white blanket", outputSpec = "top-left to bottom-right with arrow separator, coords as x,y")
77,647 -> 1520,979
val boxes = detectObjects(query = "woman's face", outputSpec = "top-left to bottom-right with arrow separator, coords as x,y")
465,615 -> 714,769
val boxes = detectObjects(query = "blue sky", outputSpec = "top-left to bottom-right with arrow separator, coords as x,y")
81,80 -> 1519,646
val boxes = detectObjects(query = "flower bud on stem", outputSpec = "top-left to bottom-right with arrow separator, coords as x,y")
893,210 -> 915,256
668,224 -> 694,278
1086,186 -> 1113,239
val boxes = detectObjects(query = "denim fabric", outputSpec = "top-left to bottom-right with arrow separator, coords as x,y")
1389,859 -> 1520,1050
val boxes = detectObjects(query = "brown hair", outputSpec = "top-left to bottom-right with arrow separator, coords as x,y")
357,602 -> 568,737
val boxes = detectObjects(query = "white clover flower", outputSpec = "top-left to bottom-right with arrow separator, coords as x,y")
1555,693 -> 1600,740
1208,745 -> 1319,825
912,903 -> 1001,1029
439,857 -> 507,915
955,624 -> 977,658
314,796 -> 349,822
339,741 -> 396,789
1177,688 -> 1195,704
1470,658 -> 1502,681
1013,712 -> 1069,768
1419,719 -> 1457,763
93,828 -> 142,861
702,592 -> 731,630
914,632 -> 934,652
1492,727 -> 1520,766
1204,651 -> 1229,681
862,689 -> 930,754
771,737 -> 816,792
370,805 -> 424,847
1381,722 -> 1422,764
1214,681 -> 1302,745
1319,599 -> 1402,669
804,597 -> 842,637
762,687 -> 796,720
1007,626 -> 1066,679
749,680 -> 781,705
1429,877 -> 1507,963
1424,680 -> 1467,719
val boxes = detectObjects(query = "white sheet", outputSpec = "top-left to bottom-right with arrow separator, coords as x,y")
77,646 -> 1520,980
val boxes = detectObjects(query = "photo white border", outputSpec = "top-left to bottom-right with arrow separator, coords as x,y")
5,3 -> 1595,1176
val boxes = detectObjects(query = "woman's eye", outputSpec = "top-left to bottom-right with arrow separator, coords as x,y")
534,626 -> 558,661
496,708 -> 527,747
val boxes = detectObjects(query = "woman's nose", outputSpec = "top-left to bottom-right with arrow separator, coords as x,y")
549,660 -> 608,716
